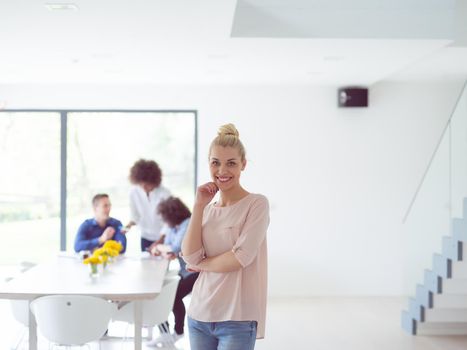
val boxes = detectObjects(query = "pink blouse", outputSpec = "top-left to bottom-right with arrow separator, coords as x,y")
183,193 -> 269,339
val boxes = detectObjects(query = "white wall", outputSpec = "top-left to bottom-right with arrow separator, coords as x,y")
0,80 -> 464,296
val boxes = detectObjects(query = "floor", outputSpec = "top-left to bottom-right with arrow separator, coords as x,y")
1,296 -> 467,350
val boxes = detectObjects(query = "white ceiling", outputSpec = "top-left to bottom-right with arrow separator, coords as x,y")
232,0 -> 456,39
0,0 -> 466,86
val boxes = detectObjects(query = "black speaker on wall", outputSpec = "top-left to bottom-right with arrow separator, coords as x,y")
338,87 -> 368,107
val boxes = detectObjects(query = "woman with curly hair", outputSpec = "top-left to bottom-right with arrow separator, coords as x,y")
124,159 -> 171,251
147,196 -> 199,345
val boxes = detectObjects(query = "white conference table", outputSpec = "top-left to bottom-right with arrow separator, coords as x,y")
0,254 -> 169,350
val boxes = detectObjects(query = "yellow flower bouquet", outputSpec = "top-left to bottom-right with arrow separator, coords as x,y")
103,240 -> 123,257
83,240 -> 123,274
83,256 -> 101,275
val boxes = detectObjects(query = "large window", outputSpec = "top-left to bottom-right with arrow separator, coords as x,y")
0,111 -> 196,262
0,113 -> 61,264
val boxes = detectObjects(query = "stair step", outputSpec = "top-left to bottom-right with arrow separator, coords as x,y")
408,297 -> 424,321
417,321 -> 467,335
452,261 -> 467,278
452,218 -> 467,242
433,253 -> 451,278
443,279 -> 467,294
463,198 -> 467,219
416,284 -> 432,308
424,269 -> 442,293
442,236 -> 463,261
425,308 -> 467,322
401,310 -> 416,335
433,294 -> 467,308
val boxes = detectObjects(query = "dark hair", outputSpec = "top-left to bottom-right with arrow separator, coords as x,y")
129,159 -> 162,187
92,193 -> 109,206
157,197 -> 191,227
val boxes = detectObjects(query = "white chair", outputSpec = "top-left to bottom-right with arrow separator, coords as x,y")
7,261 -> 36,350
30,295 -> 117,349
10,262 -> 36,327
10,299 -> 29,326
8,300 -> 29,350
112,276 -> 180,346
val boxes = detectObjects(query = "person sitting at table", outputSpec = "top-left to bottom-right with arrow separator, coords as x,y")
148,196 -> 198,346
74,193 -> 127,253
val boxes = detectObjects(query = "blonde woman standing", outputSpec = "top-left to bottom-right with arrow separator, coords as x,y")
182,124 -> 269,350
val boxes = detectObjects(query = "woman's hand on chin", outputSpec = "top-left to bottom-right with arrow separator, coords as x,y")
195,182 -> 218,208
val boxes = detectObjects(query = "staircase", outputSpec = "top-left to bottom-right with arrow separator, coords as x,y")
402,198 -> 467,335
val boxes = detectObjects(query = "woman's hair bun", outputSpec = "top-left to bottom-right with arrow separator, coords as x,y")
218,123 -> 239,138
210,123 -> 246,161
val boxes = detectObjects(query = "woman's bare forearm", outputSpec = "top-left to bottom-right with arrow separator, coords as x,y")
197,251 -> 242,273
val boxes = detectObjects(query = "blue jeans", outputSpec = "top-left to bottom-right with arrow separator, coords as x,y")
188,317 -> 257,350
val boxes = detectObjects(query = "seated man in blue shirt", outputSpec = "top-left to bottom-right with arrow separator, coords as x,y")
74,193 -> 127,253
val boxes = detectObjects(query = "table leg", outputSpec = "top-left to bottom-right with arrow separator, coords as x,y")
28,300 -> 37,350
134,300 -> 142,350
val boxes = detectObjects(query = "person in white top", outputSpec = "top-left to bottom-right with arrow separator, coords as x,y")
124,159 -> 171,251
